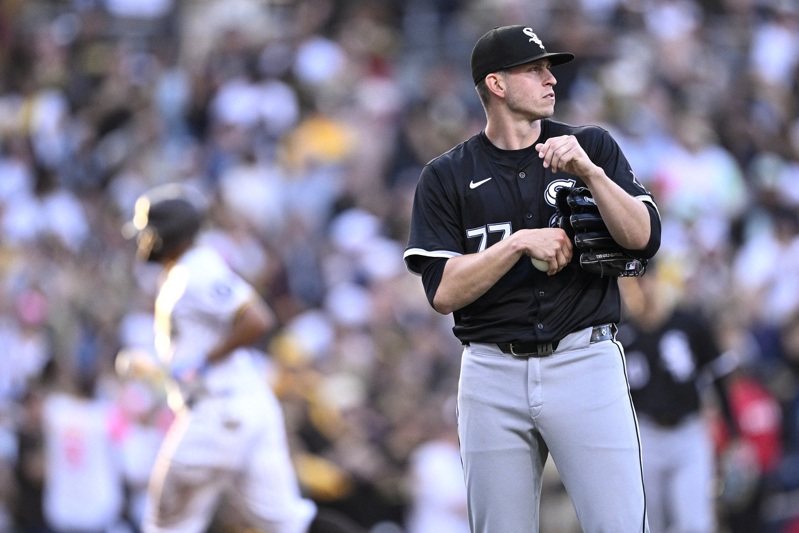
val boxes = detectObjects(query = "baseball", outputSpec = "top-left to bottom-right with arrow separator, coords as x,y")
531,257 -> 549,272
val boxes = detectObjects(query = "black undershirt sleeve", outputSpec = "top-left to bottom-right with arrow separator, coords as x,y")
632,203 -> 661,259
644,203 -> 661,258
418,257 -> 448,309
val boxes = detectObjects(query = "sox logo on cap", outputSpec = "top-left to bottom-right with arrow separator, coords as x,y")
522,27 -> 545,50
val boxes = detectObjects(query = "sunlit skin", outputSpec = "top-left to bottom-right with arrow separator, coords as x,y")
432,58 -> 652,315
491,61 -> 558,134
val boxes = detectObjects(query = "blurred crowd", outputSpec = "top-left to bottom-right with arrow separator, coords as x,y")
0,0 -> 798,532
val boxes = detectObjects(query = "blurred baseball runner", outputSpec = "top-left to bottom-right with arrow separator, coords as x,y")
126,183 -> 317,533
404,25 -> 661,532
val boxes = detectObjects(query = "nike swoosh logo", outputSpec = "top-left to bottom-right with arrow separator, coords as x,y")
469,177 -> 493,189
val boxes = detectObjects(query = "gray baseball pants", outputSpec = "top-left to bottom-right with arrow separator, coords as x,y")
638,414 -> 715,533
458,325 -> 649,533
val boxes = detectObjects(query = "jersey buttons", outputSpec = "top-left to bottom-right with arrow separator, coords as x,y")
518,171 -> 526,179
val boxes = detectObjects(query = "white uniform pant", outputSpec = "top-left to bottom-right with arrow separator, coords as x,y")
142,388 -> 316,533
638,415 -> 715,533
458,326 -> 648,533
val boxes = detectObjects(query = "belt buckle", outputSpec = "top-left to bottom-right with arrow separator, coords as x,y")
508,343 -> 527,358
509,342 -> 553,358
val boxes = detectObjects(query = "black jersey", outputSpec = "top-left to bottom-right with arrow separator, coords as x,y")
618,308 -> 723,426
404,118 -> 659,345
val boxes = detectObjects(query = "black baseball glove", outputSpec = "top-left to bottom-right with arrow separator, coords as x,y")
555,186 -> 647,277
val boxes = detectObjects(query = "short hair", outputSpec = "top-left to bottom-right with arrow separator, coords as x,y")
475,77 -> 493,107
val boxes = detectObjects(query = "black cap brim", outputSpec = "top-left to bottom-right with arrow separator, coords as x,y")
502,51 -> 574,71
474,51 -> 574,84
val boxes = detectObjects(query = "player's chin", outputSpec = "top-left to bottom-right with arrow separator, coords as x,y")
534,102 -> 556,118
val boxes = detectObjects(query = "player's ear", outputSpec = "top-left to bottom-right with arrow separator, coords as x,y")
484,72 -> 505,96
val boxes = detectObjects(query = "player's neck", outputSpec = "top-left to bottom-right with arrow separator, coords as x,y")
484,117 -> 542,150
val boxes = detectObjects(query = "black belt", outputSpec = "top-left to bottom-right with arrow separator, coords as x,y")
496,324 -> 614,358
